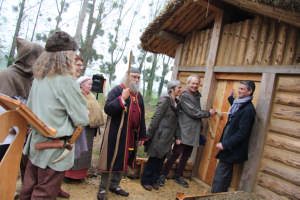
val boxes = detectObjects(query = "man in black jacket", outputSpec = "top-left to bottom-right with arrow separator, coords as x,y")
211,80 -> 256,193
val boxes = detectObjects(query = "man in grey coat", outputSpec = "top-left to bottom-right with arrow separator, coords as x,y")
160,75 -> 215,188
141,80 -> 181,191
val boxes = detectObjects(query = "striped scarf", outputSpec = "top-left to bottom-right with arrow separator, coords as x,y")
228,96 -> 253,116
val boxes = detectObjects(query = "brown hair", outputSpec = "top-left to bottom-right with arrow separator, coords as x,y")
33,50 -> 76,79
75,54 -> 83,62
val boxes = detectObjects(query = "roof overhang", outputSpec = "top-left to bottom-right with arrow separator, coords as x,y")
140,0 -> 300,57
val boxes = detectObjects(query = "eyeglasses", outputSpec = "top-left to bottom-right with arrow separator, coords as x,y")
130,75 -> 140,80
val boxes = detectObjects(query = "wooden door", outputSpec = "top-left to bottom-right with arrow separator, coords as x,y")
197,73 -> 261,189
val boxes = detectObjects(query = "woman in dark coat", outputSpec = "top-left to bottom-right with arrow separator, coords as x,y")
141,80 -> 182,191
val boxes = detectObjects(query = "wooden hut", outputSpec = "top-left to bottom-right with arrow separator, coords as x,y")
140,0 -> 300,199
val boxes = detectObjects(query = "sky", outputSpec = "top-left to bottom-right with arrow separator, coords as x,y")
0,0 -> 173,90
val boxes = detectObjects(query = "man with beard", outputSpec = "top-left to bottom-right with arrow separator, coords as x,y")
97,67 -> 146,200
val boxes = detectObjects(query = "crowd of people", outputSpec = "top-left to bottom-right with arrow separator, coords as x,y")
0,31 -> 256,200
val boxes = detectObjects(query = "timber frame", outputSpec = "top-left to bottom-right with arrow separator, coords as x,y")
141,0 -> 300,196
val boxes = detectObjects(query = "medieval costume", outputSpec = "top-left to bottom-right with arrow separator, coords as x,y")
20,31 -> 89,200
97,69 -> 146,199
0,38 -> 43,177
0,38 -> 44,99
65,76 -> 105,180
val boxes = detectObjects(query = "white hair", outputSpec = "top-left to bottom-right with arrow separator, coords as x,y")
186,74 -> 200,84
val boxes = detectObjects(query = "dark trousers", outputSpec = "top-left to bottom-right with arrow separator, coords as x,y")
211,160 -> 233,193
162,144 -> 193,177
99,172 -> 122,191
20,160 -> 64,200
141,156 -> 165,185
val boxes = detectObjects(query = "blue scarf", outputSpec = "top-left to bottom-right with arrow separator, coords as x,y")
228,96 -> 252,116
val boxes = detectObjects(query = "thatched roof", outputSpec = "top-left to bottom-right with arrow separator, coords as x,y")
256,0 -> 300,13
140,0 -> 300,57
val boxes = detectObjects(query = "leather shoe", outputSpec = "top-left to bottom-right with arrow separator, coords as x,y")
174,176 -> 189,188
97,190 -> 107,200
142,184 -> 152,191
152,183 -> 159,190
159,175 -> 166,186
58,188 -> 70,198
109,187 -> 129,197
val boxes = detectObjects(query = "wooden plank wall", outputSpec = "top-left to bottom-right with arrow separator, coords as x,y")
179,29 -> 212,66
179,16 -> 299,67
254,75 -> 300,200
215,16 -> 299,66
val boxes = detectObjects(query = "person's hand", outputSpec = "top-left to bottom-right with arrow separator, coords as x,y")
209,108 -> 216,116
230,89 -> 234,97
175,139 -> 181,145
122,88 -> 130,100
138,140 -> 144,146
216,142 -> 224,150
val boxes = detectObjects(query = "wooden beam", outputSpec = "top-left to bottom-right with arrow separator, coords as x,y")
223,0 -> 300,28
158,30 -> 184,44
195,12 -> 216,31
215,73 -> 261,81
192,11 -> 223,177
239,73 -> 276,192
214,65 -> 300,74
205,12 -> 223,67
177,65 -> 300,74
171,44 -> 183,80
178,66 -> 207,72
193,0 -> 223,14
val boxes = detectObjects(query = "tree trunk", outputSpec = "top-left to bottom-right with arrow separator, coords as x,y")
74,0 -> 89,44
54,0 -> 66,31
80,0 -> 97,66
138,51 -> 147,72
145,54 -> 158,101
7,0 -> 26,66
106,0 -> 136,83
0,0 -> 5,14
31,0 -> 44,41
157,56 -> 170,97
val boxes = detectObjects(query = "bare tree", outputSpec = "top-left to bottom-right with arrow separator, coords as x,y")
145,54 -> 158,101
31,0 -> 44,41
54,0 -> 67,31
81,0 -> 115,68
103,0 -> 138,84
74,0 -> 89,44
0,0 -> 5,14
7,0 -> 26,66
142,0 -> 166,100
157,55 -> 171,97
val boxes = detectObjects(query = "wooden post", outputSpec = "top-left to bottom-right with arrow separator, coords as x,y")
171,44 -> 183,80
192,11 -> 223,176
239,73 -> 276,192
201,12 -> 223,109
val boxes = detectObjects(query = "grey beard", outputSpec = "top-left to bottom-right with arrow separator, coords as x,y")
129,82 -> 140,93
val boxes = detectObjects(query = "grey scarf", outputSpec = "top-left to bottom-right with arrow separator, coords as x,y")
228,96 -> 253,116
